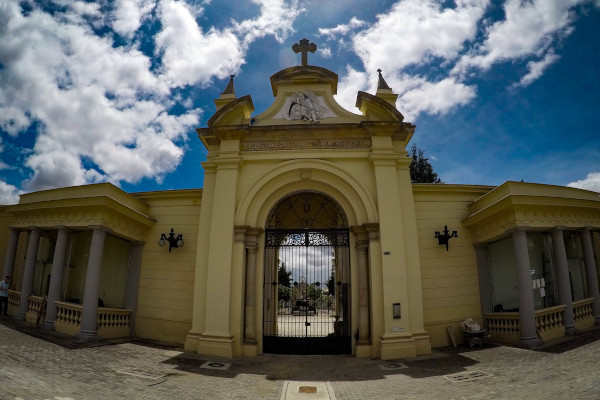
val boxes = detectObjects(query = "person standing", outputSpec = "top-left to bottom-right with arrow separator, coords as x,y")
0,276 -> 10,316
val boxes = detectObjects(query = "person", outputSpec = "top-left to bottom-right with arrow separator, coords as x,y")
0,276 -> 10,316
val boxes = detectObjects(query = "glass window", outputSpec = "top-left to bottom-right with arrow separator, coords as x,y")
489,237 -> 519,311
563,231 -> 588,301
527,233 -> 557,309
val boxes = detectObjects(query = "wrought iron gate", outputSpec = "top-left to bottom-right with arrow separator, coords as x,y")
263,229 -> 351,354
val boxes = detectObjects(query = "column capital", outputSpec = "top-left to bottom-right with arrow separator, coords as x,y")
27,226 -> 41,233
9,227 -> 21,233
507,226 -> 530,237
364,223 -> 380,241
88,225 -> 110,234
130,241 -> 145,249
473,242 -> 489,250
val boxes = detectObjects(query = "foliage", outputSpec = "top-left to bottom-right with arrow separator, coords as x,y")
277,261 -> 292,302
409,143 -> 442,183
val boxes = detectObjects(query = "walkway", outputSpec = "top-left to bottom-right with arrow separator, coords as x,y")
1,317 -> 599,399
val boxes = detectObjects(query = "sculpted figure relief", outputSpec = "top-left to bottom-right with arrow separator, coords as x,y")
286,90 -> 328,122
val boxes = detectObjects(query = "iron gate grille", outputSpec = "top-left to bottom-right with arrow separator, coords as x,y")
263,229 -> 351,354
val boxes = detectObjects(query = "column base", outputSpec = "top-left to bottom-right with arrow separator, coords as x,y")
76,330 -> 101,341
412,330 -> 432,355
242,340 -> 258,357
379,334 -> 417,360
196,333 -> 235,359
184,331 -> 202,352
16,312 -> 26,321
43,321 -> 55,331
355,343 -> 372,358
518,335 -> 542,348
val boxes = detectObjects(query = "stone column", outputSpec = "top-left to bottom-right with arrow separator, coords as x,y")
551,227 -> 575,334
125,241 -> 145,336
2,228 -> 20,279
243,228 -> 261,344
511,228 -> 540,347
474,244 -> 493,329
351,226 -> 370,345
17,228 -> 41,321
44,227 -> 70,330
77,226 -> 108,341
579,228 -> 600,324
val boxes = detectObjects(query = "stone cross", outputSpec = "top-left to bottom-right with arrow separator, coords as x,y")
292,39 -> 317,66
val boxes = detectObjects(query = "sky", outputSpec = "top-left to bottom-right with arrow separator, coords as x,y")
1,0 -> 600,205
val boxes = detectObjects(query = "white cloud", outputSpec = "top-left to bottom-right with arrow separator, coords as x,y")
0,180 -> 23,205
353,0 -> 489,73
319,17 -> 366,40
513,51 -> 560,88
568,172 -> 600,193
155,0 -> 244,87
334,66 -> 368,113
111,0 -> 155,39
453,0 -> 585,76
396,76 -> 476,121
233,0 -> 302,47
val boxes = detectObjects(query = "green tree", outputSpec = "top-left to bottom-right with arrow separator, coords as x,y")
409,143 -> 442,183
277,262 -> 292,302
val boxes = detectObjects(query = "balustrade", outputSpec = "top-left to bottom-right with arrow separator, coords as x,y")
54,301 -> 83,336
485,312 -> 520,344
534,305 -> 566,342
573,298 -> 594,330
26,295 -> 46,324
7,289 -> 20,316
53,301 -> 132,339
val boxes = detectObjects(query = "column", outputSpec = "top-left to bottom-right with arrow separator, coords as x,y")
474,244 -> 493,329
511,228 -> 540,347
579,228 -> 600,324
44,227 -> 70,330
551,227 -> 575,334
2,228 -> 20,279
351,226 -> 370,345
17,228 -> 41,321
76,226 -> 108,341
243,228 -> 261,344
124,242 -> 145,335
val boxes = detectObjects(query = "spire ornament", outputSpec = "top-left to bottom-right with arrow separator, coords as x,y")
377,69 -> 391,90
292,39 -> 317,66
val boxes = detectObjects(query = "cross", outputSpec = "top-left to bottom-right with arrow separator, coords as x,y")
292,39 -> 317,66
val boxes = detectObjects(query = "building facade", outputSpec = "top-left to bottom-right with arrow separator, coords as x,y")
1,53 -> 600,360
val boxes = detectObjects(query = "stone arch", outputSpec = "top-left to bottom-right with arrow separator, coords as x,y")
235,159 -> 377,228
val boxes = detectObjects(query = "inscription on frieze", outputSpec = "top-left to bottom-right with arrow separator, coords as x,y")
243,138 -> 371,151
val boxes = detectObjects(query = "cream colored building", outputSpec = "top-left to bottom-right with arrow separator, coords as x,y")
2,50 -> 600,360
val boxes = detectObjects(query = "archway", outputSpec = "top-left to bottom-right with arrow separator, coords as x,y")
262,191 -> 351,354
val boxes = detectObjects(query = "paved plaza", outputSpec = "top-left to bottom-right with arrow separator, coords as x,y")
1,317 -> 599,400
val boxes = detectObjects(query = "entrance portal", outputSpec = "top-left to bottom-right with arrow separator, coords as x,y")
263,192 -> 351,354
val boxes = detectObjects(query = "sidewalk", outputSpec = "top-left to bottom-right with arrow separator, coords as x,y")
1,317 -> 599,399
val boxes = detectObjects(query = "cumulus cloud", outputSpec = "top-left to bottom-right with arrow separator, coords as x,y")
568,172 -> 600,193
353,0 -> 488,73
233,0 -> 302,47
0,0 -> 302,194
452,0 -> 584,77
111,0 -> 155,39
0,181 -> 23,205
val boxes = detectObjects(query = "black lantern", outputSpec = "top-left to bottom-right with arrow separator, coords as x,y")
158,228 -> 184,253
434,225 -> 457,251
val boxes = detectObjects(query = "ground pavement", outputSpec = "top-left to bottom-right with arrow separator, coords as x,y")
0,317 -> 599,400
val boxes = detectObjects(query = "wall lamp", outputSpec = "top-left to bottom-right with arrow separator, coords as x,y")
158,228 -> 184,253
435,225 -> 457,251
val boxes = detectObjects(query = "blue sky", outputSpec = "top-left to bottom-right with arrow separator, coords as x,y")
1,0 -> 600,204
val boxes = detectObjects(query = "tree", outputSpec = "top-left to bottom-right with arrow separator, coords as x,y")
409,143 -> 442,183
277,262 -> 292,302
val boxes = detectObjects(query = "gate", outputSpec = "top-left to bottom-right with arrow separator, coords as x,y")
263,229 -> 351,354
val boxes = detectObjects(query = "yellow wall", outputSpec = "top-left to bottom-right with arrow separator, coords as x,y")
133,189 -> 202,344
0,207 -> 12,275
413,184 -> 493,347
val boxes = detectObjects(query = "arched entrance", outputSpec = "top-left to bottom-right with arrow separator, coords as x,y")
262,191 -> 351,354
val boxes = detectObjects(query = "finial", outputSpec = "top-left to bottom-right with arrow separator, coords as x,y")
221,74 -> 235,95
292,38 -> 317,66
377,69 -> 391,90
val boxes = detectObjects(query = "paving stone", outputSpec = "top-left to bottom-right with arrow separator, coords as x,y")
1,320 -> 599,399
